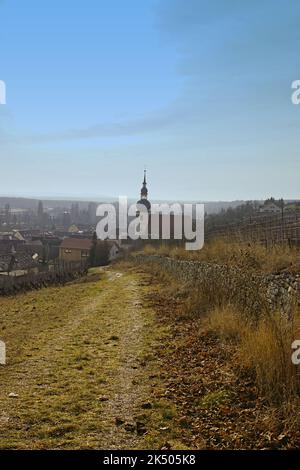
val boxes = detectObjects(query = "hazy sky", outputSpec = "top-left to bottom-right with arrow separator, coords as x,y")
1,0 -> 300,201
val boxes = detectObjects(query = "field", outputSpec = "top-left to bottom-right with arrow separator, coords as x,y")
0,267 -> 180,449
1,250 -> 300,449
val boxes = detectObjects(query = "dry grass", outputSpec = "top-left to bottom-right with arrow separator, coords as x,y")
207,304 -> 300,407
0,267 -> 184,450
207,305 -> 249,343
142,239 -> 300,274
140,256 -> 300,447
141,248 -> 300,411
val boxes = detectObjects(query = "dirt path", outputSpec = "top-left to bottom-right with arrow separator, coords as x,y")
0,266 -> 173,449
1,262 -> 295,450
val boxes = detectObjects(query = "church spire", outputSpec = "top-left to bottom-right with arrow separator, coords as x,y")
141,169 -> 148,199
137,169 -> 151,213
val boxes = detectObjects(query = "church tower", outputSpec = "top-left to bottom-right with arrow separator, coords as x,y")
141,170 -> 148,199
137,169 -> 151,212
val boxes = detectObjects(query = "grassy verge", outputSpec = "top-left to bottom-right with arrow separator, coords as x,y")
0,263 -> 196,450
140,261 -> 300,449
207,305 -> 300,406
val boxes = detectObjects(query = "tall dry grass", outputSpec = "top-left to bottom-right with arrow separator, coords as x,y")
207,305 -> 300,406
141,240 -> 300,424
142,239 -> 300,274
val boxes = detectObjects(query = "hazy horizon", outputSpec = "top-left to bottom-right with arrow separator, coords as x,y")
0,193 -> 291,204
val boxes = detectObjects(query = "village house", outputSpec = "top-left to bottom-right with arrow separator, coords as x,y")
59,238 -> 92,263
67,224 -> 80,234
59,237 -> 120,264
259,201 -> 282,214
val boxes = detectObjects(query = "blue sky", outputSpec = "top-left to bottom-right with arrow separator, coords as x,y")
0,0 -> 300,201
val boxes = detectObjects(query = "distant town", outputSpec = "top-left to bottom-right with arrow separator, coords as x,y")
0,197 -> 119,278
1,186 -> 300,279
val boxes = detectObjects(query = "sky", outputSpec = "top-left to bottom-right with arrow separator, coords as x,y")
0,0 -> 300,201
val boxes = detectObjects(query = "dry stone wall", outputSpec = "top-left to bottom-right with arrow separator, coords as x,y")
135,254 -> 300,317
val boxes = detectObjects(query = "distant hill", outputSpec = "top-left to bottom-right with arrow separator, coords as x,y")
0,196 -> 244,214
0,196 -> 298,215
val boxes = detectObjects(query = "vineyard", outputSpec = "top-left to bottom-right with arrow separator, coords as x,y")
206,210 -> 300,247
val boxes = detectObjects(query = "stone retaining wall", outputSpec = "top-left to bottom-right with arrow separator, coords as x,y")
135,254 -> 300,316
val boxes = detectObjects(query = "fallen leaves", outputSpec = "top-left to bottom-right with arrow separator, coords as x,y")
144,270 -> 300,450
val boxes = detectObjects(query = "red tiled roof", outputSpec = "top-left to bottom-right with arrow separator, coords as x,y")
60,238 -> 92,250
